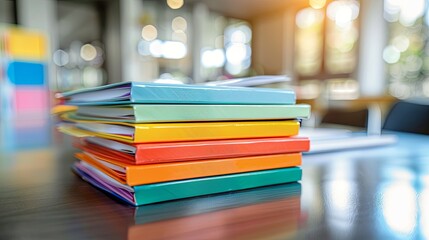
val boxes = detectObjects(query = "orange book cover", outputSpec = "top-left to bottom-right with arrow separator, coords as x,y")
75,151 -> 302,186
77,137 -> 310,165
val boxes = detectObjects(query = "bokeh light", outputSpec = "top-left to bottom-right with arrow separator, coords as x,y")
137,39 -> 151,56
327,79 -> 359,100
80,44 -> 97,61
381,182 -> 417,235
224,23 -> 252,75
172,16 -> 187,31
226,44 -> 247,65
327,0 -> 359,28
389,82 -> 412,98
230,30 -> 247,44
149,39 -> 163,57
392,35 -> 410,52
400,0 -> 425,26
53,49 -> 69,67
163,41 -> 187,59
384,0 -> 425,26
295,8 -> 324,76
296,8 -> 324,29
167,0 -> 184,10
148,40 -> 187,59
383,45 -> 401,64
82,67 -> 103,87
201,49 -> 225,68
141,25 -> 158,41
309,0 -> 326,9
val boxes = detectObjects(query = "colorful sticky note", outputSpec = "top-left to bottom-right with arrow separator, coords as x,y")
13,87 -> 49,113
7,61 -> 45,85
5,29 -> 46,59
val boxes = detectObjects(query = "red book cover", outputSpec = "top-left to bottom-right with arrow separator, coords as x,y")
77,136 -> 309,165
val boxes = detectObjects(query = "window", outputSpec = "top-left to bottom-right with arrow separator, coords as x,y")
384,0 -> 429,98
295,0 -> 360,80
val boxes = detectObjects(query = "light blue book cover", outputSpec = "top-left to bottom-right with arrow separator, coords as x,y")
59,82 -> 296,105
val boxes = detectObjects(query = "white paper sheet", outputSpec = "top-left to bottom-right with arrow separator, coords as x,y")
86,137 -> 136,154
76,122 -> 134,136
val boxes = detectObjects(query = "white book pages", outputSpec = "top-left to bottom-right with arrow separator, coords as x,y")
80,161 -> 134,192
85,152 -> 127,173
86,137 -> 136,154
68,87 -> 130,102
205,75 -> 290,87
77,106 -> 135,119
76,122 -> 134,136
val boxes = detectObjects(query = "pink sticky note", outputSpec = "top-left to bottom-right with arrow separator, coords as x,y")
13,87 -> 49,113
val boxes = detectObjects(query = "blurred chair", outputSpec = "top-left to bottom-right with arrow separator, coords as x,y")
383,100 -> 429,135
320,108 -> 369,129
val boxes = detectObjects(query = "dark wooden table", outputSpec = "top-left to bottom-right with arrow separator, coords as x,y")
1,131 -> 429,240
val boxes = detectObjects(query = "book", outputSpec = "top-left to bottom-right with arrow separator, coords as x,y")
57,82 -> 296,105
73,161 -> 302,206
71,104 -> 311,123
75,151 -> 301,186
59,115 -> 300,143
77,136 -> 310,165
204,75 -> 291,87
133,182 -> 301,224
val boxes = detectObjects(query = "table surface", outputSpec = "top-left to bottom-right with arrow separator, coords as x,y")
1,131 -> 429,240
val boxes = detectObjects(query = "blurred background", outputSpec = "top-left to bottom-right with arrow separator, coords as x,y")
0,0 -> 428,149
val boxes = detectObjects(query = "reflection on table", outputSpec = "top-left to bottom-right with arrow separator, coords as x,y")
130,183 -> 302,240
1,132 -> 429,239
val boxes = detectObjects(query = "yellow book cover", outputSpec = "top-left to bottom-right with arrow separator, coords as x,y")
60,113 -> 300,143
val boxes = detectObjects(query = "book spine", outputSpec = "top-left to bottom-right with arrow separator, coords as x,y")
126,153 -> 302,186
134,105 -> 311,123
134,167 -> 302,205
133,120 -> 300,143
134,138 -> 310,164
130,84 -> 296,104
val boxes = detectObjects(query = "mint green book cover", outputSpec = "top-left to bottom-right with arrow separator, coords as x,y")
72,104 -> 311,123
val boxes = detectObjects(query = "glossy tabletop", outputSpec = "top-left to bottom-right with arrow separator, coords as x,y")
1,131 -> 429,240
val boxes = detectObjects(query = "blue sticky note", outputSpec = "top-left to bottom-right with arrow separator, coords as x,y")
7,61 -> 45,86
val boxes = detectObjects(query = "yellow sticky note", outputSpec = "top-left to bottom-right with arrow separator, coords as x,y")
5,29 -> 46,59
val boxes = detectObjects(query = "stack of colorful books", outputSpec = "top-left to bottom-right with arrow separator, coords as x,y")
56,82 -> 310,206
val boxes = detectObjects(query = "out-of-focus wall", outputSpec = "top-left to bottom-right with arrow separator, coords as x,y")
0,0 -> 15,24
17,0 -> 57,91
252,13 -> 285,75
